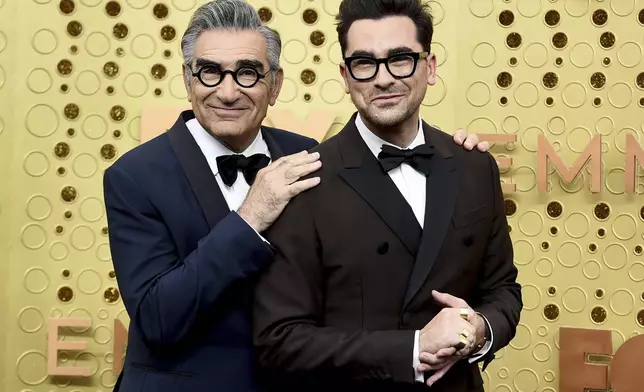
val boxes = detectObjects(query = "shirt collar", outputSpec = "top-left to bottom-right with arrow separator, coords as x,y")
355,113 -> 425,159
185,118 -> 270,175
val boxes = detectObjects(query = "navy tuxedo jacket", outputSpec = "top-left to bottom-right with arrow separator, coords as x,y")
103,110 -> 317,391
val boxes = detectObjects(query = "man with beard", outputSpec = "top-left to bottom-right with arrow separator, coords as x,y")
252,0 -> 522,391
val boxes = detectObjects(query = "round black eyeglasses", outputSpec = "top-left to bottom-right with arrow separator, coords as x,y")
344,51 -> 429,81
192,66 -> 270,88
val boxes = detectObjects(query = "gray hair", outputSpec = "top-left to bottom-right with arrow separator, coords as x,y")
181,0 -> 282,84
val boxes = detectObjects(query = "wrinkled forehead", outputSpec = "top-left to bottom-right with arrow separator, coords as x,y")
345,16 -> 423,58
193,29 -> 269,69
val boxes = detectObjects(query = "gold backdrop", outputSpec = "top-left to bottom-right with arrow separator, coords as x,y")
1,0 -> 644,391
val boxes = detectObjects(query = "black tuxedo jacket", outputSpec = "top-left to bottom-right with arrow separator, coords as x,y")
253,114 -> 522,392
104,110 -> 317,392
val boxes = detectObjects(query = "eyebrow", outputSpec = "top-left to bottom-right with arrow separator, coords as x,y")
348,46 -> 416,58
194,57 -> 265,72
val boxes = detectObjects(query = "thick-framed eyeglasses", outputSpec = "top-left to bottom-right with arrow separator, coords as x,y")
344,51 -> 429,81
192,65 -> 270,88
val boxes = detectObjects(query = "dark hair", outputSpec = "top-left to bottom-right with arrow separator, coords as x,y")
335,0 -> 434,58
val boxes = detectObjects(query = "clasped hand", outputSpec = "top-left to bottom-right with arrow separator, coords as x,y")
416,290 -> 486,386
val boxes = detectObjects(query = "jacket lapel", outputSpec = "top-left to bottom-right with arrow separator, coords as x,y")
167,111 -> 230,230
261,127 -> 286,161
403,123 -> 459,308
338,117 -> 422,257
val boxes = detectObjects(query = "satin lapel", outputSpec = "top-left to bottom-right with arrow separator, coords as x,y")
167,111 -> 230,230
403,125 -> 459,308
338,119 -> 422,257
261,127 -> 285,161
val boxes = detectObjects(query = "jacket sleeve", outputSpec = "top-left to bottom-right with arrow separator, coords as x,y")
253,194 -> 415,384
104,164 -> 274,347
472,153 -> 523,369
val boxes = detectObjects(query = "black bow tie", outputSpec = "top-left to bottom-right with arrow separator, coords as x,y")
377,144 -> 434,176
216,153 -> 270,187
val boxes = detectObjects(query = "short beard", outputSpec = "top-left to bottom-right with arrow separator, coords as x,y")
361,100 -> 418,129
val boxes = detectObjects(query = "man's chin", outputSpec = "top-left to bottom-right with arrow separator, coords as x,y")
364,108 -> 408,128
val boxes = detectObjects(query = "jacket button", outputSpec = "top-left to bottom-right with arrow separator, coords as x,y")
377,242 -> 389,255
463,235 -> 473,247
401,312 -> 410,326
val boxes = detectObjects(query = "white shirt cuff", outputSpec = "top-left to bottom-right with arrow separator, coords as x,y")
469,313 -> 494,363
238,213 -> 271,245
413,330 -> 423,382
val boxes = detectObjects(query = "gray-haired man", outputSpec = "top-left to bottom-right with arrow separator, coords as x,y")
104,1 -> 486,390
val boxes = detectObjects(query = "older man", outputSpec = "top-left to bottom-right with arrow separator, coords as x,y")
104,0 -> 487,391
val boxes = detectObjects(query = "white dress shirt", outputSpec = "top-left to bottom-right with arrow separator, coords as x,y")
354,114 -> 493,382
186,117 -> 270,223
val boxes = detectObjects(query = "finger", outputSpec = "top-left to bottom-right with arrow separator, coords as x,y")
468,308 -> 477,322
416,362 -> 448,372
458,320 -> 476,344
432,290 -> 468,308
463,134 -> 478,150
271,150 -> 308,169
287,177 -> 321,197
285,151 -> 320,167
285,161 -> 322,181
416,363 -> 434,373
436,347 -> 457,357
452,129 -> 466,144
419,352 -> 448,366
477,140 -> 490,152
426,359 -> 456,386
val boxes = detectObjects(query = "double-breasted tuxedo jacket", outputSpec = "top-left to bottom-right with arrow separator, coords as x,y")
253,114 -> 522,391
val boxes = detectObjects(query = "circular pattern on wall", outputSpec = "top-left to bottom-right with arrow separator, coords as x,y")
85,32 -> 110,57
320,79 -> 345,104
32,29 -> 57,54
466,81 -> 491,107
131,34 -> 156,59
283,40 -> 307,64
26,68 -> 52,93
78,269 -> 102,295
569,42 -> 594,68
76,70 -> 101,95
18,307 -> 44,333
26,195 -> 52,221
562,82 -> 587,107
617,41 -> 642,68
564,0 -> 590,17
469,0 -> 494,18
23,268 -> 50,294
517,0 -> 542,18
70,225 -> 96,250
26,104 -> 59,138
16,351 -> 48,385
472,42 -> 496,68
514,82 -> 540,107
603,243 -> 628,270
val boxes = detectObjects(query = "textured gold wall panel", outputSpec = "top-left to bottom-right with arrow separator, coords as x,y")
0,0 -> 643,390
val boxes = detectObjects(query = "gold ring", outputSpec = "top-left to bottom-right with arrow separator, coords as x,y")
460,329 -> 470,339
455,336 -> 467,350
460,307 -> 469,320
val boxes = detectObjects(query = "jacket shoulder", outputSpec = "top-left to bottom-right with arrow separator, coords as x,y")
264,126 -> 319,153
428,127 -> 494,168
106,132 -> 176,179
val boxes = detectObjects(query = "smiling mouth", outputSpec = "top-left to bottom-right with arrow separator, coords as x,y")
372,94 -> 404,103
209,106 -> 246,111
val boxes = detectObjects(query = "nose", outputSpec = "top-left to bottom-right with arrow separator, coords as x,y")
373,63 -> 396,89
215,73 -> 241,103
